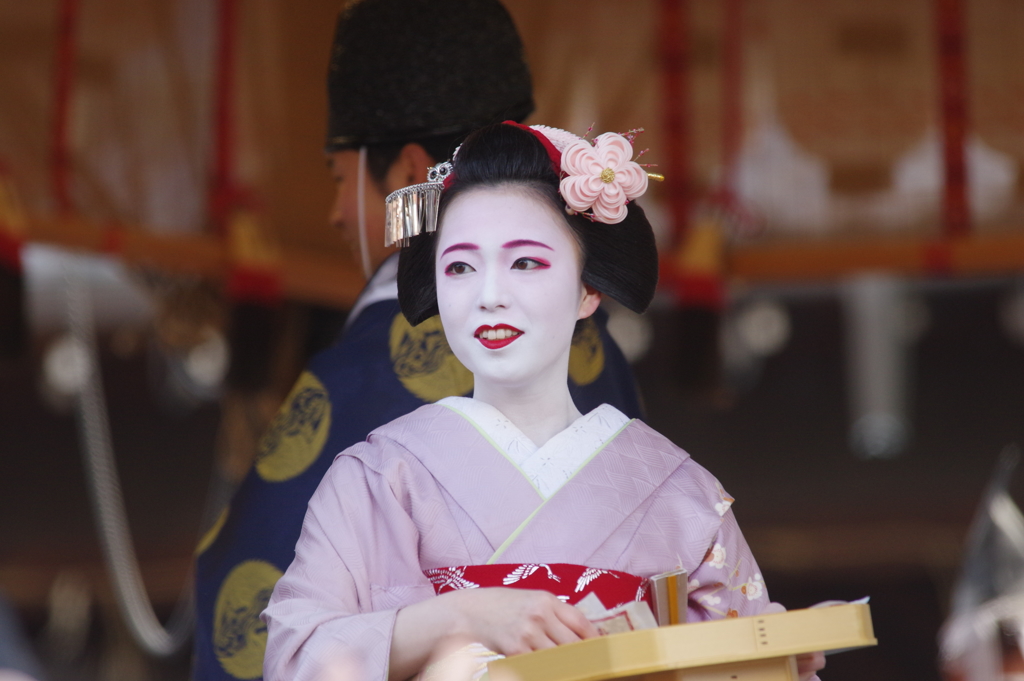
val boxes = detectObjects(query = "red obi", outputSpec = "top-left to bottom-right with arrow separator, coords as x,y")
425,563 -> 651,610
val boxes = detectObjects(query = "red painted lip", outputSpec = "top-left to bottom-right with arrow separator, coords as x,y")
474,324 -> 524,349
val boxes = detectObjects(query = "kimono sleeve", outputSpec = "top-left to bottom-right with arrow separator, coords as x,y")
685,505 -> 770,623
262,440 -> 436,681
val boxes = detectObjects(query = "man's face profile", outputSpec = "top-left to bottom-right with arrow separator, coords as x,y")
328,150 -> 391,276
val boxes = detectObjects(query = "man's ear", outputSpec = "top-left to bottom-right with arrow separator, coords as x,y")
385,143 -> 436,191
578,284 -> 602,320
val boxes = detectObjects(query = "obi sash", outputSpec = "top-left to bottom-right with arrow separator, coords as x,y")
425,563 -> 651,610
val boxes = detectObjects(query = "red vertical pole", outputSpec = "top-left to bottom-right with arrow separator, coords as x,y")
720,0 -> 743,195
209,0 -> 240,233
51,0 -> 80,214
936,0 -> 970,237
659,0 -> 691,251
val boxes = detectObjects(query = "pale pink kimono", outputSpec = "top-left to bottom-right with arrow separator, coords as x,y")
262,404 -> 769,681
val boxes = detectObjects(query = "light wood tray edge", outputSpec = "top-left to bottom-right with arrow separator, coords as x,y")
489,603 -> 877,681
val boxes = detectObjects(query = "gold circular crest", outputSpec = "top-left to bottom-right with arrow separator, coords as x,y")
213,560 -> 283,679
255,371 -> 332,482
568,317 -> 605,386
390,313 -> 473,402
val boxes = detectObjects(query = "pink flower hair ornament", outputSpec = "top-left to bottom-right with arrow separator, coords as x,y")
521,124 -> 655,224
559,132 -> 649,223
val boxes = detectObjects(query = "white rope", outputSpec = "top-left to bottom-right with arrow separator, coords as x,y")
65,258 -> 193,657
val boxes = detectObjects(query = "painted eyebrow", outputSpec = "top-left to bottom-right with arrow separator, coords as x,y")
502,239 -> 553,251
440,242 -> 480,256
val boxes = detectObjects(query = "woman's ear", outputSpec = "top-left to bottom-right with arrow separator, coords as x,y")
577,284 -> 602,320
385,143 -> 436,191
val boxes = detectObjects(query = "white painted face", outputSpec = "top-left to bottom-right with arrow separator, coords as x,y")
435,187 -> 601,391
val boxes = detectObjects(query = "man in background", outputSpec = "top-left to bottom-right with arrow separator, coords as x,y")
193,1 -> 643,678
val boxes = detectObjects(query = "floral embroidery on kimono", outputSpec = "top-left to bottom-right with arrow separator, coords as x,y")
689,540 -> 766,618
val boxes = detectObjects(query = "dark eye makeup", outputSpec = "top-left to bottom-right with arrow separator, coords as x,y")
444,262 -> 476,275
512,257 -> 551,270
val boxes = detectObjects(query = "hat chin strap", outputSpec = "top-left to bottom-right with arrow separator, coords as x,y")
357,145 -> 373,281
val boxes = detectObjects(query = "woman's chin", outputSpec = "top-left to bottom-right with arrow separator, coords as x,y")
467,370 -> 533,392
463,363 -> 544,396
454,340 -> 570,396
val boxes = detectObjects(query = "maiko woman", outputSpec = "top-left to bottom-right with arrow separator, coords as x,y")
262,122 -> 824,681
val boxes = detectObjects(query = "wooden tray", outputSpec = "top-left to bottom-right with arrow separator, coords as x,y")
488,603 -> 876,681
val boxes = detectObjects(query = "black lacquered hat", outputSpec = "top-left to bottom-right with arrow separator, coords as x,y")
326,0 -> 534,151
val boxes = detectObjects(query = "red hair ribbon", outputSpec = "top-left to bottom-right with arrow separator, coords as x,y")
503,121 -> 562,176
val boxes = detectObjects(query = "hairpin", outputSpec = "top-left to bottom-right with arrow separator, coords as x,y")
384,162 -> 451,247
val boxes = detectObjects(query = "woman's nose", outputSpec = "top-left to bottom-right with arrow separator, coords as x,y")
477,268 -> 510,310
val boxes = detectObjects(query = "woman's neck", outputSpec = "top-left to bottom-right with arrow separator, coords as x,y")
472,378 -> 582,448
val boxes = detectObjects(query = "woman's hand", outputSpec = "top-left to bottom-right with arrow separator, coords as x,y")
448,587 -> 599,656
389,588 -> 598,681
796,651 -> 826,680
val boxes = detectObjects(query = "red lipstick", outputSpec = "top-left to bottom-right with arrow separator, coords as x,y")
474,324 -> 523,349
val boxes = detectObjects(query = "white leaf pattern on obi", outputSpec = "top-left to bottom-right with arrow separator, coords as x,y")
425,567 -> 480,591
636,582 -> 648,602
556,595 -> 570,602
575,568 -> 618,593
502,564 -> 560,585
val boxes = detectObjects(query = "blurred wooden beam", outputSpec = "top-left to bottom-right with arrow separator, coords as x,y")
727,232 -> 1024,282
22,213 -> 1024,307
25,214 -> 365,309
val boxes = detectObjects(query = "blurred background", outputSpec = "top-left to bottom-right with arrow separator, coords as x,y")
1,0 -> 1024,679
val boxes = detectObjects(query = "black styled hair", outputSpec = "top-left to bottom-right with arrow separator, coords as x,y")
397,123 -> 659,326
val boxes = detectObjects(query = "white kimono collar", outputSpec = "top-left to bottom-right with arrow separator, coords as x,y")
437,397 -> 630,500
